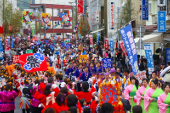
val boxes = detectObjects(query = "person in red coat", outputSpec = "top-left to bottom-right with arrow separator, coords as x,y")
41,92 -> 69,113
74,81 -> 96,104
34,85 -> 52,107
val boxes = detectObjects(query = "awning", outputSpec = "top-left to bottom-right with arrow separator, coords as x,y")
164,37 -> 170,42
134,33 -> 163,43
90,28 -> 105,34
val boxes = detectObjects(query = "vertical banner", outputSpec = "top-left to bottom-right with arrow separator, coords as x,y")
109,39 -> 114,52
78,0 -> 83,15
110,2 -> 114,29
120,24 -> 139,75
0,37 -> 3,60
5,38 -> 9,54
7,36 -> 10,48
144,45 -> 154,74
165,48 -> 170,65
119,40 -> 128,56
16,36 -> 19,44
11,38 -> 15,48
97,33 -> 100,45
89,34 -> 93,47
105,37 -> 109,50
31,25 -> 35,38
142,0 -> 148,20
158,11 -> 166,32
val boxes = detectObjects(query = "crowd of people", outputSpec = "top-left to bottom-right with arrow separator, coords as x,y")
0,37 -> 169,113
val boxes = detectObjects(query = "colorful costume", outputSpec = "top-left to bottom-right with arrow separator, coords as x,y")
0,90 -> 17,112
136,86 -> 149,113
20,86 -> 31,109
80,72 -> 92,81
124,84 -> 138,110
144,88 -> 163,113
157,92 -> 170,113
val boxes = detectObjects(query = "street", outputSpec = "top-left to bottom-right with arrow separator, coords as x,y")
14,97 -> 21,113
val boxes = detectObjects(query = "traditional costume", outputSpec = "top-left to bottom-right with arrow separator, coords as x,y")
124,84 -> 138,111
136,86 -> 150,113
157,92 -> 170,113
144,88 -> 163,113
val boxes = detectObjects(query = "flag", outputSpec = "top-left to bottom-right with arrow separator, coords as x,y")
19,53 -> 47,72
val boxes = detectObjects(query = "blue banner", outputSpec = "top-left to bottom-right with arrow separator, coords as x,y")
142,0 -> 148,20
66,44 -> 71,49
109,39 -> 114,52
158,11 -> 166,32
102,58 -> 113,68
165,48 -> 170,65
61,42 -> 65,47
97,33 -> 100,45
120,24 -> 139,75
0,38 -> 3,60
36,40 -> 40,45
144,44 -> 154,74
11,38 -> 15,48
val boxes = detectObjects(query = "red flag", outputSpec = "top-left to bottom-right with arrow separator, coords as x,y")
119,40 -> 128,56
105,37 -> 109,50
13,55 -> 20,63
19,53 -> 47,72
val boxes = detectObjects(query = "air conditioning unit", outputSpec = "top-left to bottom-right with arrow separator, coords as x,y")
152,16 -> 157,24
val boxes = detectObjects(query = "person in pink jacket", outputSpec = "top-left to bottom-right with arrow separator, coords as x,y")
136,78 -> 149,113
124,76 -> 139,111
157,82 -> 170,113
0,84 -> 17,113
144,78 -> 163,113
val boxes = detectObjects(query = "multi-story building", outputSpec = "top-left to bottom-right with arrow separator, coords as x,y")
23,0 -> 74,39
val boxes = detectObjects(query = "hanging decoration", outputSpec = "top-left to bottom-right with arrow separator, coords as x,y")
58,10 -> 72,27
21,11 -> 33,24
41,13 -> 52,26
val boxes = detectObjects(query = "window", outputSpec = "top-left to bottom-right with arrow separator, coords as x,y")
149,3 -> 152,14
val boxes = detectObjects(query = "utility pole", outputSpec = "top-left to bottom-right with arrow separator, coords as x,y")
3,0 -> 4,40
62,5 -> 64,39
83,0 -> 86,39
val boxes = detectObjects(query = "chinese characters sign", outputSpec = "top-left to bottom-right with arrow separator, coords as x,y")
144,45 -> 154,74
19,53 -> 47,72
135,71 -> 146,83
165,48 -> 170,64
158,11 -> 166,32
110,2 -> 114,29
78,0 -> 83,15
142,0 -> 148,20
119,40 -> 128,56
109,39 -> 114,52
102,58 -> 112,68
105,37 -> 109,50
5,38 -> 9,54
13,55 -> 20,64
99,84 -> 118,106
120,24 -> 139,75
79,55 -> 88,63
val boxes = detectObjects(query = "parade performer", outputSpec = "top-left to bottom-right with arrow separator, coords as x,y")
109,68 -> 116,79
74,81 -> 95,104
124,76 -> 139,111
136,78 -> 150,113
74,63 -> 83,78
144,78 -> 163,113
122,69 -> 131,90
19,79 -> 32,113
149,71 -> 157,87
95,62 -> 102,72
0,84 -> 17,113
157,82 -> 170,113
112,72 -> 123,90
80,66 -> 92,81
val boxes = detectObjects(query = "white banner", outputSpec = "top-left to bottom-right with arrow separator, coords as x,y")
110,2 -> 114,29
